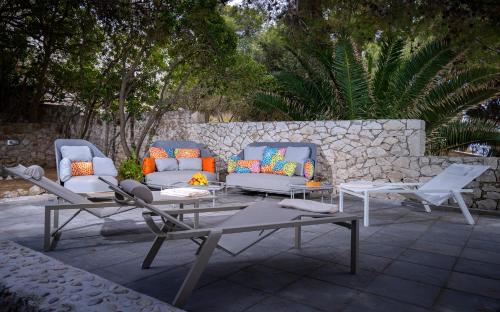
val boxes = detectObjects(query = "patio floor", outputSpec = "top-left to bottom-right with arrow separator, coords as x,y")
1,191 -> 500,312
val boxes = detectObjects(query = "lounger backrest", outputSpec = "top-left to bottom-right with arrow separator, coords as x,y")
4,165 -> 92,205
54,139 -> 107,184
418,164 -> 489,205
148,140 -> 211,158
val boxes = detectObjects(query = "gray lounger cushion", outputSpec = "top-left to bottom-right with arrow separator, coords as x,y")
59,158 -> 72,182
145,170 -> 216,186
226,173 -> 307,193
64,175 -> 117,193
24,165 -> 45,181
60,146 -> 92,161
120,179 -> 153,203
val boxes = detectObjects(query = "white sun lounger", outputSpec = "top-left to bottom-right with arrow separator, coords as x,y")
338,164 -> 489,226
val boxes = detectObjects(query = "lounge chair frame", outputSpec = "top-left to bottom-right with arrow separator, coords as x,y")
104,179 -> 360,308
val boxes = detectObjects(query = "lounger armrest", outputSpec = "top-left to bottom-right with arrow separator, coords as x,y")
415,189 -> 473,193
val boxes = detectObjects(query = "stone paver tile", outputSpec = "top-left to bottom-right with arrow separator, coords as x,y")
359,241 -> 407,259
277,277 -> 357,311
333,251 -> 392,272
466,239 -> 500,253
454,258 -> 500,280
469,231 -> 500,244
447,272 -> 500,300
185,280 -> 267,312
409,240 -> 463,257
227,264 -> 301,293
244,296 -> 322,312
308,263 -> 378,290
461,247 -> 500,265
365,231 -> 417,247
417,231 -> 468,247
397,249 -> 456,270
434,289 -> 500,312
263,253 -> 326,275
365,275 -> 440,308
342,292 -> 429,312
383,260 -> 450,287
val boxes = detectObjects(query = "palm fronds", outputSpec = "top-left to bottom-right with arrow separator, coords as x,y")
372,37 -> 404,102
428,118 -> 500,155
253,92 -> 305,120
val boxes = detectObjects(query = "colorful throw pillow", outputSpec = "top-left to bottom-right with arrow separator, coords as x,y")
71,161 -> 93,176
202,157 -> 216,173
175,148 -> 200,159
272,160 -> 297,177
261,147 -> 286,173
142,157 -> 156,174
227,156 -> 240,173
235,160 -> 261,173
149,147 -> 168,159
304,159 -> 315,180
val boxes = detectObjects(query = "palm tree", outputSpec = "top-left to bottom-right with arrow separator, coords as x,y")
254,36 -> 500,154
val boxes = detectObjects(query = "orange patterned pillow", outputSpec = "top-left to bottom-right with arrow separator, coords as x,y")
175,148 -> 200,159
71,161 -> 93,176
149,147 -> 168,159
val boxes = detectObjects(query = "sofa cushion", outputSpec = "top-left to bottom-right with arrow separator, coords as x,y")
178,158 -> 202,170
226,173 -> 307,193
175,148 -> 200,159
272,160 -> 297,177
285,146 -> 310,176
156,158 -> 178,171
145,170 -> 216,187
59,158 -> 72,182
61,146 -> 92,162
149,147 -> 168,159
304,159 -> 315,180
236,160 -> 261,173
64,175 -> 117,193
244,146 -> 266,161
227,155 -> 240,173
71,161 -> 93,176
93,157 -> 117,177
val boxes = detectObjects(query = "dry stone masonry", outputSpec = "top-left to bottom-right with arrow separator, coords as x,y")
0,240 -> 182,312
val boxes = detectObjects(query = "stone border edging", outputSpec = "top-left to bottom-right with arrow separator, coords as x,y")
0,240 -> 184,312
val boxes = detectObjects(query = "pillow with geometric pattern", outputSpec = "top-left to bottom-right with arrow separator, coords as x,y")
272,160 -> 297,177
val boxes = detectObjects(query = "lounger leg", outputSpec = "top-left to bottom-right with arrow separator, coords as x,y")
339,189 -> 344,212
142,224 -> 169,269
179,203 -> 184,222
350,219 -> 359,274
173,230 -> 222,307
453,191 -> 475,225
363,191 -> 370,227
44,207 -> 52,251
295,225 -> 302,249
194,202 -> 200,229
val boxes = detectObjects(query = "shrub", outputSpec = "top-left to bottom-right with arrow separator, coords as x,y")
118,155 -> 143,181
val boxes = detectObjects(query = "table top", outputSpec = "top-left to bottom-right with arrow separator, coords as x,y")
148,182 -> 225,191
289,184 -> 335,191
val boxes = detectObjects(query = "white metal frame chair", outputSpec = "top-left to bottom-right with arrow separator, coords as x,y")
338,164 -> 489,226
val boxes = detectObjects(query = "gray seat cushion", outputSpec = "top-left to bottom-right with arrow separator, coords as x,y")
145,170 -> 216,186
226,173 -> 307,193
64,175 -> 117,193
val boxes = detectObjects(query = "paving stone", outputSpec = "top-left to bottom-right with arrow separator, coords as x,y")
308,263 -> 378,290
454,258 -> 500,281
466,239 -> 500,253
383,260 -> 450,287
245,296 -> 322,312
409,240 -> 463,257
447,272 -> 500,300
227,264 -> 300,293
358,241 -> 406,259
333,251 -> 392,272
461,247 -> 500,265
364,231 -> 417,247
397,249 -> 456,270
343,292 -> 429,312
263,253 -> 327,276
433,289 -> 500,312
277,277 -> 357,311
185,280 -> 266,312
365,275 -> 440,307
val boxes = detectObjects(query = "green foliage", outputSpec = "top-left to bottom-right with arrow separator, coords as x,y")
254,35 -> 500,154
118,155 -> 143,181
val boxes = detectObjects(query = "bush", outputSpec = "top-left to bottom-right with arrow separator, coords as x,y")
118,155 -> 143,181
